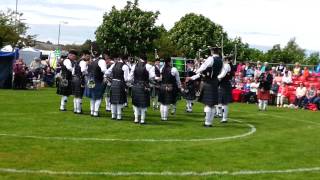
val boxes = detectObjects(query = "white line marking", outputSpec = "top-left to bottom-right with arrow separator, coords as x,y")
0,167 -> 319,176
0,120 -> 256,142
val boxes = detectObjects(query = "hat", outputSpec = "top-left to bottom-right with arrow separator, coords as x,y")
68,50 -> 78,56
186,60 -> 194,64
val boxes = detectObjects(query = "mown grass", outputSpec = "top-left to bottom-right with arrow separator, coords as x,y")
0,88 -> 319,179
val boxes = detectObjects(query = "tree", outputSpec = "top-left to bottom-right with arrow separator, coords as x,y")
95,0 -> 160,57
169,13 -> 225,58
282,38 -> 305,64
305,52 -> 320,65
0,9 -> 28,48
265,44 -> 283,63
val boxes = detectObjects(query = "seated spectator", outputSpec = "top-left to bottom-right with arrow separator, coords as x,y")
276,83 -> 287,107
302,66 -> 310,79
25,67 -> 34,89
29,57 -> 42,72
315,63 -> 320,73
282,71 -> 292,85
303,85 -> 317,109
260,62 -> 269,73
293,62 -> 302,76
245,65 -> 254,78
276,62 -> 286,74
312,90 -> 320,110
43,67 -> 55,87
254,66 -> 261,80
273,72 -> 283,85
295,83 -> 307,108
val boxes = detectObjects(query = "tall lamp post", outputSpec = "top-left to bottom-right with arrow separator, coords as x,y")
57,21 -> 68,49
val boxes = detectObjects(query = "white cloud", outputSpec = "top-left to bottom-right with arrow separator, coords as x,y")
1,0 -> 319,50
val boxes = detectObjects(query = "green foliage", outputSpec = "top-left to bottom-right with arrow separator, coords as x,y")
169,13 -> 224,58
0,9 -> 28,48
95,0 -> 160,57
305,52 -> 320,65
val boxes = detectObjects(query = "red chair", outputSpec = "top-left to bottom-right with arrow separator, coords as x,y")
232,89 -> 243,102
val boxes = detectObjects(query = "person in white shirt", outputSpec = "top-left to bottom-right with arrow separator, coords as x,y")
71,50 -> 90,114
217,56 -> 233,123
57,50 -> 78,111
104,54 -> 114,112
128,55 -> 155,124
84,51 -> 108,117
158,57 -> 181,121
282,71 -> 292,85
186,47 -> 223,127
150,58 -> 161,110
295,83 -> 307,108
105,56 -> 130,120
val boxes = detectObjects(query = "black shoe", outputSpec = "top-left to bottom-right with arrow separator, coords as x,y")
140,122 -> 146,125
60,109 -> 67,112
106,110 -> 111,112
203,124 -> 213,128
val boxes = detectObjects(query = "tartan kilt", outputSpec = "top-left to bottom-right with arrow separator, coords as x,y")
158,84 -> 178,105
198,79 -> 219,106
218,81 -> 233,104
84,80 -> 106,100
56,79 -> 72,96
183,83 -> 196,100
110,80 -> 127,104
131,82 -> 150,108
257,89 -> 270,100
104,85 -> 111,97
71,76 -> 84,98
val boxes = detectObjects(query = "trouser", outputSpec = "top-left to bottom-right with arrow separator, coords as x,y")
111,104 -> 123,120
60,96 -> 68,110
276,95 -> 285,106
133,106 -> 147,123
90,99 -> 102,116
73,97 -> 82,113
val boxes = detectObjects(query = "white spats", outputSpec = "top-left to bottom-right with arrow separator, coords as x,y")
60,96 -> 68,110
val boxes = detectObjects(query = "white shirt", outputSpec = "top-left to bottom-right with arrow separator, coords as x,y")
63,59 -> 73,72
190,54 -> 220,80
128,63 -> 155,81
217,62 -> 231,80
105,61 -> 130,82
79,60 -> 87,74
282,75 -> 292,84
250,82 -> 259,93
160,66 -> 182,88
96,59 -> 107,74
296,87 -> 307,98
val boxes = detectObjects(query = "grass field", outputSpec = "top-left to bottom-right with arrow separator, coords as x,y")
0,88 -> 320,179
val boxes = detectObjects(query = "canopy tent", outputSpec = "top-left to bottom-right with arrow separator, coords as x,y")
0,50 -> 18,89
19,47 -> 41,66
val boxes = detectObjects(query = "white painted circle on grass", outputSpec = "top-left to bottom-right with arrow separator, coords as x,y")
0,119 -> 256,142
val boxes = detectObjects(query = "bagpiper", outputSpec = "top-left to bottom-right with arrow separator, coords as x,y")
71,50 -> 90,114
105,55 -> 130,120
57,50 -> 78,111
158,57 -> 181,121
186,47 -> 223,127
129,54 -> 155,124
84,50 -> 107,117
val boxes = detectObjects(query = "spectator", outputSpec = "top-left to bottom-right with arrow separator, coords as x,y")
43,66 -> 55,87
245,64 -> 254,78
276,83 -> 287,107
254,66 -> 261,80
29,57 -> 42,72
249,78 -> 259,103
276,62 -> 286,74
312,89 -> 320,110
270,81 -> 279,105
282,71 -> 292,85
293,62 -> 302,76
13,58 -> 27,89
25,67 -> 34,89
295,83 -> 307,108
260,62 -> 269,73
242,79 -> 251,102
302,66 -> 310,79
273,72 -> 283,85
303,85 -> 317,109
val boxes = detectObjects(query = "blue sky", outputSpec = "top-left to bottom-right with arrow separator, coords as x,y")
1,0 -> 319,51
